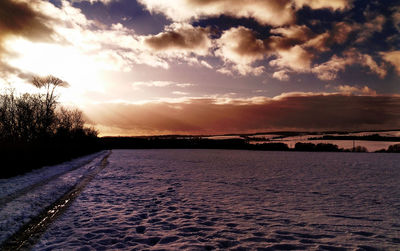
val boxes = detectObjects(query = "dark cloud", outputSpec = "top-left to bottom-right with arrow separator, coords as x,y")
144,25 -> 211,53
86,94 -> 400,135
0,0 -> 53,42
0,0 -> 54,80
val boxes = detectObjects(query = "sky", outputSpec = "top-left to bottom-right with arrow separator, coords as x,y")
1,0 -> 400,136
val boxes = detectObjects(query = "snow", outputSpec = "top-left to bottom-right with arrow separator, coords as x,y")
0,150 -> 109,244
31,149 -> 400,250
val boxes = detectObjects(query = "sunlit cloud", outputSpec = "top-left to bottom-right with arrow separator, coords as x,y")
216,26 -> 266,76
172,91 -> 189,96
132,81 -> 195,90
312,50 -> 386,81
270,45 -> 313,72
293,0 -> 353,11
85,92 -> 400,136
381,51 -> 400,75
137,0 -> 353,28
272,70 -> 290,81
137,0 -> 296,26
335,85 -> 377,96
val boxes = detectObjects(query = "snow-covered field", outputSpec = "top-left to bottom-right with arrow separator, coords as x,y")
25,149 -> 400,250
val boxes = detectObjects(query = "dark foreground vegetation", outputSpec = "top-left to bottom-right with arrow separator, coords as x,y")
0,76 -> 101,178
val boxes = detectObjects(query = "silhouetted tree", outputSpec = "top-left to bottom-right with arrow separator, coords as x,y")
32,75 -> 69,137
295,142 -> 316,151
387,144 -> 400,153
351,146 -> 368,152
315,143 -> 339,152
0,76 -> 100,178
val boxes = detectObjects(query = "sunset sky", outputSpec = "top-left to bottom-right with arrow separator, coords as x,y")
1,0 -> 400,135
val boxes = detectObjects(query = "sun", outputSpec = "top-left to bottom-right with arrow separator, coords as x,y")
3,37 -> 107,105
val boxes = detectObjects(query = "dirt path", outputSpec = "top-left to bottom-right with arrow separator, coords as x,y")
0,151 -> 111,250
0,152 -> 104,212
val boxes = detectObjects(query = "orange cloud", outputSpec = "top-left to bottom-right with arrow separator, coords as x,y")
86,93 -> 400,136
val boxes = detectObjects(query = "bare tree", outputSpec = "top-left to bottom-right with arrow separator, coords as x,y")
32,75 -> 69,136
57,107 -> 84,131
0,89 -> 17,141
1,75 -> 97,143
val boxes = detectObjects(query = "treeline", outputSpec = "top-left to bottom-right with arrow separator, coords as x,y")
101,137 -> 400,153
102,137 -> 342,152
0,76 -> 101,178
309,134 -> 400,142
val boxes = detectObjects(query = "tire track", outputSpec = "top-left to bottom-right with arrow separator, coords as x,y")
0,151 -> 106,211
0,150 -> 111,251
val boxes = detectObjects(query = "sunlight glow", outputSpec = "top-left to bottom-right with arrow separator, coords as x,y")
4,38 -> 108,105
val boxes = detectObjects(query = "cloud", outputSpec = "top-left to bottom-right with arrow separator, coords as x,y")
312,55 -> 348,80
132,81 -> 174,88
86,93 -> 400,135
293,0 -> 353,11
0,0 -> 54,41
270,25 -> 314,43
270,45 -> 314,72
304,21 -> 355,51
138,0 -> 295,26
272,70 -> 290,81
144,23 -> 212,56
214,23 -> 368,76
172,91 -> 189,95
355,15 -> 385,43
0,0 -> 55,80
215,25 -> 316,75
137,0 -> 354,27
71,0 -> 114,4
381,51 -> 400,75
0,0 -> 176,86
132,81 -> 195,90
312,50 -> 386,80
336,85 -> 377,96
216,26 -> 267,75
393,6 -> 400,31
